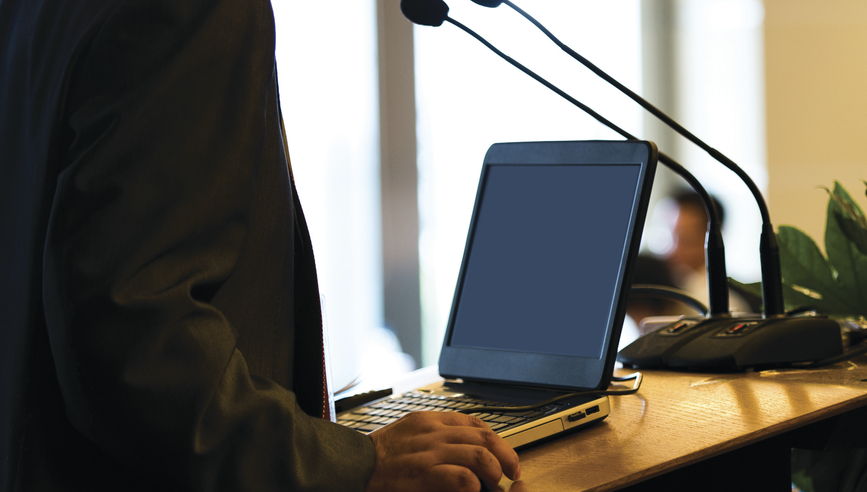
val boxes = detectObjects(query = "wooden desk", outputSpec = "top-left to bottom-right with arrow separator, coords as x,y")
499,360 -> 867,491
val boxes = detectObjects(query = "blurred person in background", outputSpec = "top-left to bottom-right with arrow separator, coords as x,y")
623,191 -> 757,346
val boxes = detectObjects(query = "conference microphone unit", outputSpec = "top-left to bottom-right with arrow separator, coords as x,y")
402,0 -> 845,370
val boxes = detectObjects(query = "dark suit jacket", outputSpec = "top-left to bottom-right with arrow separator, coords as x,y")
0,0 -> 375,490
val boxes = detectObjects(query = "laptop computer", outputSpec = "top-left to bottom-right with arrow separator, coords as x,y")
338,140 -> 658,448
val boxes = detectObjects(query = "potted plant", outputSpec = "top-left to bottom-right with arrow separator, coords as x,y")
733,181 -> 867,319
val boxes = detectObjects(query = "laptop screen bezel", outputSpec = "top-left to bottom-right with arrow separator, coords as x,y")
437,140 -> 658,391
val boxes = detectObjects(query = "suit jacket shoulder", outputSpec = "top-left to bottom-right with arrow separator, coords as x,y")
0,1 -> 374,490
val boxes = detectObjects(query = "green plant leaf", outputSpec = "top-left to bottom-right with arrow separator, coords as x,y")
729,278 -> 839,314
827,182 -> 867,258
780,283 -> 830,312
731,182 -> 867,318
831,211 -> 867,258
777,226 -> 858,315
825,183 -> 867,313
729,279 -> 761,299
829,181 -> 867,221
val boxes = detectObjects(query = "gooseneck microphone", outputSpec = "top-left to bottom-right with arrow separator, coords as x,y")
402,0 -> 846,371
399,0 -> 731,317
400,0 -> 450,26
467,0 -> 785,318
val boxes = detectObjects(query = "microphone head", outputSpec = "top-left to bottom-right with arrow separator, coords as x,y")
400,0 -> 450,27
471,0 -> 503,7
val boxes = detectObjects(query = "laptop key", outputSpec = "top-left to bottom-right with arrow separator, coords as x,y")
491,415 -> 522,424
357,423 -> 386,433
483,422 -> 509,431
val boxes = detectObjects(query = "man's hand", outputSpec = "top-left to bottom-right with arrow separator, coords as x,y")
365,411 -> 521,492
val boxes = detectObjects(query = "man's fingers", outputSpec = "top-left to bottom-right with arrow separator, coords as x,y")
365,411 -> 523,492
432,444 -> 503,486
401,412 -> 521,481
431,425 -> 521,480
477,424 -> 521,481
506,479 -> 528,492
430,464 -> 487,492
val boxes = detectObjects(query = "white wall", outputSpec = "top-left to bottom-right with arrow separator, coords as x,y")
764,0 -> 867,247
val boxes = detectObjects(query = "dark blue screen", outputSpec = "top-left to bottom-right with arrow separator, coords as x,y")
448,164 -> 641,358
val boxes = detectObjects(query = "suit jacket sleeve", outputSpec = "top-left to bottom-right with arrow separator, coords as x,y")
41,0 -> 375,489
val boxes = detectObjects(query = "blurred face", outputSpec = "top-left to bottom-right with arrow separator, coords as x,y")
669,203 -> 707,273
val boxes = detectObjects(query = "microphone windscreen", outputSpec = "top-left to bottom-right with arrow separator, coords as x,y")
471,0 -> 503,7
400,0 -> 450,27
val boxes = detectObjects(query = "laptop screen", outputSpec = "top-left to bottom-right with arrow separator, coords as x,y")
448,163 -> 642,359
438,141 -> 657,391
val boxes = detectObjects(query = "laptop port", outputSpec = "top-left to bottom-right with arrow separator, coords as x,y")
567,411 -> 586,422
586,405 -> 600,415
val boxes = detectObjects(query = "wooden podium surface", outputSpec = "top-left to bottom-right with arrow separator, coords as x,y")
497,360 -> 867,491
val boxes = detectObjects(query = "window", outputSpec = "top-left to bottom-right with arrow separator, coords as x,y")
273,1 -> 383,391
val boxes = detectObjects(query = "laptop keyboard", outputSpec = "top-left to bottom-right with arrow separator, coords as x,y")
337,390 -> 559,434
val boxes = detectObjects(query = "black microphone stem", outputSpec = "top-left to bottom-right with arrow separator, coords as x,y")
445,15 -> 731,316
497,0 -> 784,316
659,154 -> 730,317
446,17 -> 630,140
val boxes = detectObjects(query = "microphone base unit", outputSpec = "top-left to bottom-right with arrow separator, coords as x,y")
617,315 -> 844,372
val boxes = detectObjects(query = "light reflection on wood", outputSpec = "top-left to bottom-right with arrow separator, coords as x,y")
497,358 -> 867,491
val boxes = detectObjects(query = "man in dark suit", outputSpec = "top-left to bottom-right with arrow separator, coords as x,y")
0,0 -> 520,490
